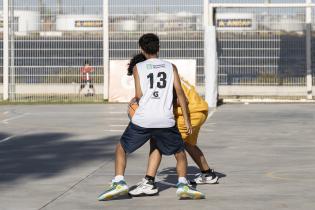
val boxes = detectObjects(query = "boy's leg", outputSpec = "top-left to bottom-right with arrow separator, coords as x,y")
146,140 -> 162,177
178,112 -> 218,184
98,143 -> 129,201
79,82 -> 84,94
174,150 -> 187,178
129,141 -> 161,196
184,143 -> 209,172
185,143 -> 218,184
174,150 -> 205,199
152,126 -> 205,199
98,123 -> 151,201
115,143 -> 127,176
89,83 -> 96,95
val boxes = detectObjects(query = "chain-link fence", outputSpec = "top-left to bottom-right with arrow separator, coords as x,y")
1,1 -> 315,103
2,0 -> 104,102
216,8 -> 305,84
213,3 -> 314,99
109,0 -> 204,91
1,0 -> 204,102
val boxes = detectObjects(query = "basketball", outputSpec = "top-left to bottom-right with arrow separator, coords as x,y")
127,97 -> 139,120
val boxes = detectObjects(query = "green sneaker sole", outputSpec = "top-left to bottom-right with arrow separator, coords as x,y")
177,191 -> 205,200
98,189 -> 129,201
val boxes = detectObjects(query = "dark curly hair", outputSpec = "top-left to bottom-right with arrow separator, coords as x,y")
139,33 -> 160,55
127,53 -> 147,76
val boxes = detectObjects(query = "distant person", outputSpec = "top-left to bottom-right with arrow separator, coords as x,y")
97,33 -> 205,201
79,61 -> 95,96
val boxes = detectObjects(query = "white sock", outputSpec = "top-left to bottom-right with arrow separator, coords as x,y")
113,175 -> 124,182
178,177 -> 188,184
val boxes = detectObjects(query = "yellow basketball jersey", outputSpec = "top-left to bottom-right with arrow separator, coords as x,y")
176,78 -> 208,116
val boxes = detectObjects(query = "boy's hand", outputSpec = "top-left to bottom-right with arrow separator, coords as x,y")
186,122 -> 193,135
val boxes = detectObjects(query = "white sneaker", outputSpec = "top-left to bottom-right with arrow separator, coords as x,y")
190,170 -> 219,185
129,178 -> 159,196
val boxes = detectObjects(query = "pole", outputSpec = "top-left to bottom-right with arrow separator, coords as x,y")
306,0 -> 313,99
57,0 -> 63,14
103,0 -> 109,100
10,0 -> 15,100
204,3 -> 218,108
3,0 -> 9,100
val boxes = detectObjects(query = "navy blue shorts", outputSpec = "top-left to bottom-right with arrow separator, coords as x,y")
120,122 -> 185,156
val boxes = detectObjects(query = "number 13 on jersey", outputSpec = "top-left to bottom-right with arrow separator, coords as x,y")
147,72 -> 167,89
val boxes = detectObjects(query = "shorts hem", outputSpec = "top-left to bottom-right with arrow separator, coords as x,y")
120,140 -> 133,154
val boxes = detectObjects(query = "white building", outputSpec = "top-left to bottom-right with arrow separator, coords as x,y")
216,13 -> 257,31
56,14 -> 102,31
0,10 -> 40,35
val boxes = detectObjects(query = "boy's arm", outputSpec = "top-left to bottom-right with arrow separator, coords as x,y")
133,66 -> 142,100
173,64 -> 192,135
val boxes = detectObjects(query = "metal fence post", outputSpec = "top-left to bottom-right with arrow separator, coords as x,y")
3,0 -> 9,100
204,3 -> 218,108
204,0 -> 210,105
103,0 -> 109,100
306,0 -> 313,99
9,0 -> 15,100
306,23 -> 312,99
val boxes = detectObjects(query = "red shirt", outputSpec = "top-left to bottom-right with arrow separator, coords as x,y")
80,66 -> 94,81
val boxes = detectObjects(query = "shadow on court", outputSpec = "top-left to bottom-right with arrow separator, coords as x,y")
0,132 -> 119,183
156,166 -> 226,192
0,132 -> 10,140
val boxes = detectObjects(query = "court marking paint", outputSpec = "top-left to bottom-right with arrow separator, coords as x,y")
28,111 -> 126,115
104,129 -> 125,132
0,135 -> 16,144
207,109 -> 216,119
1,113 -> 28,124
110,124 -> 127,127
265,171 -> 293,181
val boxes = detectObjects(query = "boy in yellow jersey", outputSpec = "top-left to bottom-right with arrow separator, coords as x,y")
173,78 -> 218,185
126,54 -> 218,197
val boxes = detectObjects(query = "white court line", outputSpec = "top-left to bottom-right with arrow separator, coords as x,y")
104,129 -> 125,132
110,124 -> 127,127
1,113 -> 28,124
0,135 -> 16,144
106,118 -> 127,121
205,122 -> 216,125
28,111 -> 126,115
207,109 -> 216,119
108,111 -> 126,114
201,128 -> 215,132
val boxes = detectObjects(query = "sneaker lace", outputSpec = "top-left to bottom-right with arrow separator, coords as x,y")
135,179 -> 147,188
195,173 -> 202,178
196,170 -> 216,178
177,182 -> 190,189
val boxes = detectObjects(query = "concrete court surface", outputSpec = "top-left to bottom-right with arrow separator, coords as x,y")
0,104 -> 314,210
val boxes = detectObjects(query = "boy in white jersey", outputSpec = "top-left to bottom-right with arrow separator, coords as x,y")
126,54 -> 219,197
98,33 -> 205,200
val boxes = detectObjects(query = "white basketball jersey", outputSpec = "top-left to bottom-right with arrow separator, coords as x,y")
132,58 -> 175,128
